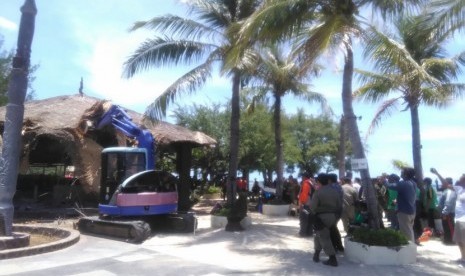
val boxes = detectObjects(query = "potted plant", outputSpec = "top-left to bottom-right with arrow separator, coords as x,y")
203,185 -> 222,199
261,197 -> 291,216
345,227 -> 417,265
210,192 -> 251,230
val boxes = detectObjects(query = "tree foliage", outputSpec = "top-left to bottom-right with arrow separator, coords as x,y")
172,99 -> 343,182
0,36 -> 38,105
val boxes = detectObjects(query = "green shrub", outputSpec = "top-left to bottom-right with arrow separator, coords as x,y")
206,186 -> 222,194
214,207 -> 231,217
352,227 -> 409,247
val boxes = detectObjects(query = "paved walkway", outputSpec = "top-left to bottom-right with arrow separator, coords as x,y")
1,203 -> 464,275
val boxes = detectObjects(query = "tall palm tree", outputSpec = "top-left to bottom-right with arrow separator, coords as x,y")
122,0 -> 261,207
355,15 -> 465,184
238,0 -> 425,228
0,0 -> 36,236
246,45 -> 328,199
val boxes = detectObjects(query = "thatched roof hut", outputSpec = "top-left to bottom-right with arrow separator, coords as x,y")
0,94 -> 216,207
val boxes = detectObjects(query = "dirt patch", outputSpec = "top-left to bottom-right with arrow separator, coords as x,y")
29,233 -> 61,246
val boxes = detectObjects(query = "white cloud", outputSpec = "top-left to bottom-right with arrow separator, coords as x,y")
421,126 -> 465,141
0,16 -> 17,31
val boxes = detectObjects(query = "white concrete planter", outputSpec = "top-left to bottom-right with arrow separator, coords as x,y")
262,204 -> 290,216
203,193 -> 222,200
210,215 -> 252,229
344,237 -> 417,265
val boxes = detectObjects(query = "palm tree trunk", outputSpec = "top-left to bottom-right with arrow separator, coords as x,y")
338,115 -> 346,179
341,37 -> 379,229
410,104 -> 424,189
0,0 -> 37,236
274,94 -> 284,199
226,71 -> 241,204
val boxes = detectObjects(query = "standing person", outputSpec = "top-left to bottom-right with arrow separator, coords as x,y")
374,176 -> 388,229
310,173 -> 342,267
251,179 -> 260,201
386,174 -> 400,230
384,167 -> 417,243
341,177 -> 358,233
432,168 -> 457,245
453,174 -> 465,264
288,175 -> 299,204
353,177 -> 362,197
438,178 -> 457,245
328,173 -> 344,252
298,172 -> 314,237
413,182 -> 424,244
423,177 -> 438,234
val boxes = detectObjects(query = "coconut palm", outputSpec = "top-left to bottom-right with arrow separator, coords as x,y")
246,44 -> 328,199
122,0 -> 261,206
0,0 -> 36,236
238,0 -> 425,228
355,15 -> 465,183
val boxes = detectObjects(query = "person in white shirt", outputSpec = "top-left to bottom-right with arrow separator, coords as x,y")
453,174 -> 465,264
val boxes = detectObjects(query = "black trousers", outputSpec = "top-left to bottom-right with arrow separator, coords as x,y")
442,213 -> 455,244
299,206 -> 314,236
330,222 -> 344,251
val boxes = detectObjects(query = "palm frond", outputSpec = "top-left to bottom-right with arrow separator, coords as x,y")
365,0 -> 426,19
427,0 -> 465,39
143,60 -> 215,121
294,14 -> 359,73
421,83 -> 465,107
363,25 -> 441,87
366,97 -> 401,138
188,0 -> 233,29
354,69 -> 398,102
129,15 -> 223,42
421,57 -> 461,82
123,37 -> 218,78
297,91 -> 333,116
239,0 -> 316,44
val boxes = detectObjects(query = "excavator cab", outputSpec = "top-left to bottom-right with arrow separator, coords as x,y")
100,147 -> 148,204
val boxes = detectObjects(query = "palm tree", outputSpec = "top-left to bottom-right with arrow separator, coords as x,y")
246,44 -> 328,199
355,15 -> 465,184
0,0 -> 36,236
122,0 -> 261,207
238,0 -> 425,228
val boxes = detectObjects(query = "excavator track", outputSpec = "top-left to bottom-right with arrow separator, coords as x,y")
77,212 -> 197,243
77,216 -> 151,243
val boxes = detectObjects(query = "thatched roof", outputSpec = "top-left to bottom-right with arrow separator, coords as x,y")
0,94 -> 216,147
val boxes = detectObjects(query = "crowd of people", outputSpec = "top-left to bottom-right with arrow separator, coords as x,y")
292,167 -> 465,267
219,166 -> 465,266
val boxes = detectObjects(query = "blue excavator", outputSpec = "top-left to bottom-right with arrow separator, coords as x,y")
77,105 -> 196,243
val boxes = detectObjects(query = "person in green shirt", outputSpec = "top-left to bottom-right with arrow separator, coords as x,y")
386,174 -> 400,230
423,177 -> 438,234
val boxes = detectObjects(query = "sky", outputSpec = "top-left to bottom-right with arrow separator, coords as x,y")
1,0 -> 465,183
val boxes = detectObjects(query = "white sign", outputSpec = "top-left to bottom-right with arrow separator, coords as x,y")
351,158 -> 368,170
